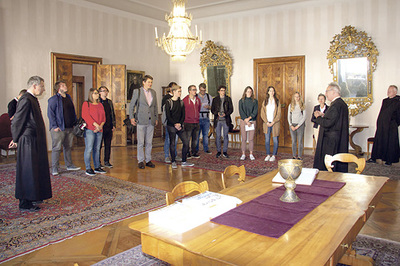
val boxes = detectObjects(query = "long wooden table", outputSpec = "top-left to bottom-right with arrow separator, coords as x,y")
129,170 -> 388,265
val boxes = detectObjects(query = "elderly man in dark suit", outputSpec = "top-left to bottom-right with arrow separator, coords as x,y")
129,75 -> 158,169
313,82 -> 349,173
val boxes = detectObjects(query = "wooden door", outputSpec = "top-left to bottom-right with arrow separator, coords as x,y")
97,64 -> 127,147
254,56 -> 305,147
55,59 -> 73,101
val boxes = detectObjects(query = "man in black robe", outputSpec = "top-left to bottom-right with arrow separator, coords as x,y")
367,85 -> 400,166
313,82 -> 349,172
10,76 -> 52,211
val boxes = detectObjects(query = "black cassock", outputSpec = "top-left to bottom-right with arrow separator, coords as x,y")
11,93 -> 52,201
313,97 -> 349,172
371,95 -> 400,164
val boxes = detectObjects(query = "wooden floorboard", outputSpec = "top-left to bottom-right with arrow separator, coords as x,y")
2,140 -> 399,265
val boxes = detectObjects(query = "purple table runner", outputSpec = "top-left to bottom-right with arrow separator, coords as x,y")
211,179 -> 346,238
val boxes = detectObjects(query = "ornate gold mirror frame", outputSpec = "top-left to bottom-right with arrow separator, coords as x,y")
200,40 -> 232,97
327,25 -> 379,116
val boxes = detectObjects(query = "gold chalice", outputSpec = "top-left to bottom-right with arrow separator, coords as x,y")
278,159 -> 303,203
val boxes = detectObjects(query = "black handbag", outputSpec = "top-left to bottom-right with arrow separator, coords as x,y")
73,118 -> 86,138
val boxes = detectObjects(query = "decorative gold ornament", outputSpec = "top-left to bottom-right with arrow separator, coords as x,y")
200,40 -> 233,96
278,159 -> 303,203
327,25 -> 379,116
155,0 -> 202,61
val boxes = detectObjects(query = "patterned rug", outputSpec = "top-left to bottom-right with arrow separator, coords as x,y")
152,149 -> 400,180
94,234 -> 400,266
0,164 -> 166,263
151,150 -> 315,177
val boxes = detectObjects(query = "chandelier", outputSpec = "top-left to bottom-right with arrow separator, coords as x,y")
155,0 -> 202,61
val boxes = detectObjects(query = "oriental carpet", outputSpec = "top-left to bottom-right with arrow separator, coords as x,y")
152,149 -> 400,180
0,163 -> 166,263
94,235 -> 400,266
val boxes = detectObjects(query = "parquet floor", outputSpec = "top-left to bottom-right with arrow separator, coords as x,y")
2,140 -> 400,265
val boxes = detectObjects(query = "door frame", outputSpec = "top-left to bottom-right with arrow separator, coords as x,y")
253,56 -> 305,146
51,52 -> 102,90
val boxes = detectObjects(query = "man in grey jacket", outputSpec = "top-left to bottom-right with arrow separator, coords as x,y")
129,75 -> 158,169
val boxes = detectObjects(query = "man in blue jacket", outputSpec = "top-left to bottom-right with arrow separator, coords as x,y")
48,81 -> 80,175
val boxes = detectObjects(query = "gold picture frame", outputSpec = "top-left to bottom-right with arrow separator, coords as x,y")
127,70 -> 145,103
327,25 -> 379,116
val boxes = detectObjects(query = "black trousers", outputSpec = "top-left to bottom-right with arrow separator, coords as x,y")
184,123 -> 200,154
167,125 -> 189,163
101,127 -> 113,163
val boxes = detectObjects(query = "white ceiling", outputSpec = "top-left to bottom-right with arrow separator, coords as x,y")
83,0 -> 311,21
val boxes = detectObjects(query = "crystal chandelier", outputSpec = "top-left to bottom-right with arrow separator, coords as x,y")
155,0 -> 202,61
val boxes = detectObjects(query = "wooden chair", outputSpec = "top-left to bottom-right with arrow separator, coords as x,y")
0,113 -> 16,158
221,165 -> 246,190
166,181 -> 209,205
228,116 -> 241,143
324,153 -> 366,174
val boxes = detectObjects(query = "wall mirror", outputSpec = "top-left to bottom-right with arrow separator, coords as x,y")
327,25 -> 379,116
200,40 -> 232,97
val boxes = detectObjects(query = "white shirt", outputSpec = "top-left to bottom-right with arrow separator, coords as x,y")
266,99 -> 276,122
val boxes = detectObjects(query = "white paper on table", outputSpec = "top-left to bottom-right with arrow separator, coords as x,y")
272,168 -> 319,186
148,191 -> 242,233
245,124 -> 255,131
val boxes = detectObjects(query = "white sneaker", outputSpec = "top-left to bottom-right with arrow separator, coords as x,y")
264,155 -> 271,162
171,162 -> 177,169
270,155 -> 276,162
181,161 -> 194,167
165,157 -> 171,163
249,154 -> 255,161
240,155 -> 246,160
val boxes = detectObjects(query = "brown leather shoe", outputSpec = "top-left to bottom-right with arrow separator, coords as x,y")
146,161 -> 155,168
138,162 -> 145,169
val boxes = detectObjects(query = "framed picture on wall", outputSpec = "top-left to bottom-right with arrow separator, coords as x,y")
127,70 -> 145,102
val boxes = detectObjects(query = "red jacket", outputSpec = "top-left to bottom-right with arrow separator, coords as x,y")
183,95 -> 201,123
82,102 -> 106,132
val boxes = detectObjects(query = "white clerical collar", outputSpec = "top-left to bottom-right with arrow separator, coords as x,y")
27,90 -> 36,98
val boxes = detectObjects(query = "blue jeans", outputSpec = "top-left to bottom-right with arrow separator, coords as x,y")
164,126 -> 177,158
84,129 -> 103,170
265,126 -> 279,155
215,120 -> 229,153
196,118 -> 210,152
289,123 -> 305,157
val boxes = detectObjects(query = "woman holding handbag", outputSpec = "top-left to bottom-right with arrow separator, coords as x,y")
82,88 -> 106,176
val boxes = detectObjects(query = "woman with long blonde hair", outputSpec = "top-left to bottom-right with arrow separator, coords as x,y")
288,92 -> 306,159
260,86 -> 281,161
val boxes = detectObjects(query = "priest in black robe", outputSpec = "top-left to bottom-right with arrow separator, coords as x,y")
10,76 -> 52,211
313,82 -> 349,172
367,85 -> 400,165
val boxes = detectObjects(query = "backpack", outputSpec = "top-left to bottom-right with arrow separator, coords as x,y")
162,98 -> 183,126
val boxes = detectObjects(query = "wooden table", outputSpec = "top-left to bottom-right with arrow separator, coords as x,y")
129,170 -> 388,266
349,125 -> 369,155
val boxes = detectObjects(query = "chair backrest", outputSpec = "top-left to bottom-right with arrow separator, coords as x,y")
234,116 -> 241,129
166,181 -> 209,205
0,113 -> 12,139
324,153 -> 366,174
221,165 -> 246,189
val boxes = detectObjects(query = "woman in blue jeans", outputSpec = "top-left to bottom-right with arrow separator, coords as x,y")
82,88 -> 106,176
288,92 -> 306,160
261,86 -> 281,162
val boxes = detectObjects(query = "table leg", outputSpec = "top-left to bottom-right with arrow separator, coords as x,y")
339,247 -> 373,266
349,128 -> 365,155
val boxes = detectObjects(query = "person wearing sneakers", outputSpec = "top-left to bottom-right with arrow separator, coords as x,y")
238,86 -> 258,161
99,86 -> 116,168
288,92 -> 306,160
165,84 -> 193,169
48,80 -> 81,175
261,86 -> 281,162
82,88 -> 106,176
196,83 -> 212,154
183,85 -> 201,159
161,82 -> 178,163
211,85 -> 233,158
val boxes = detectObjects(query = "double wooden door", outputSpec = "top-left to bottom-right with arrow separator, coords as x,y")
51,53 -> 126,146
254,56 -> 305,147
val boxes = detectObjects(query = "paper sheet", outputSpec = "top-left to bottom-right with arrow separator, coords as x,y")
272,168 -> 319,185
